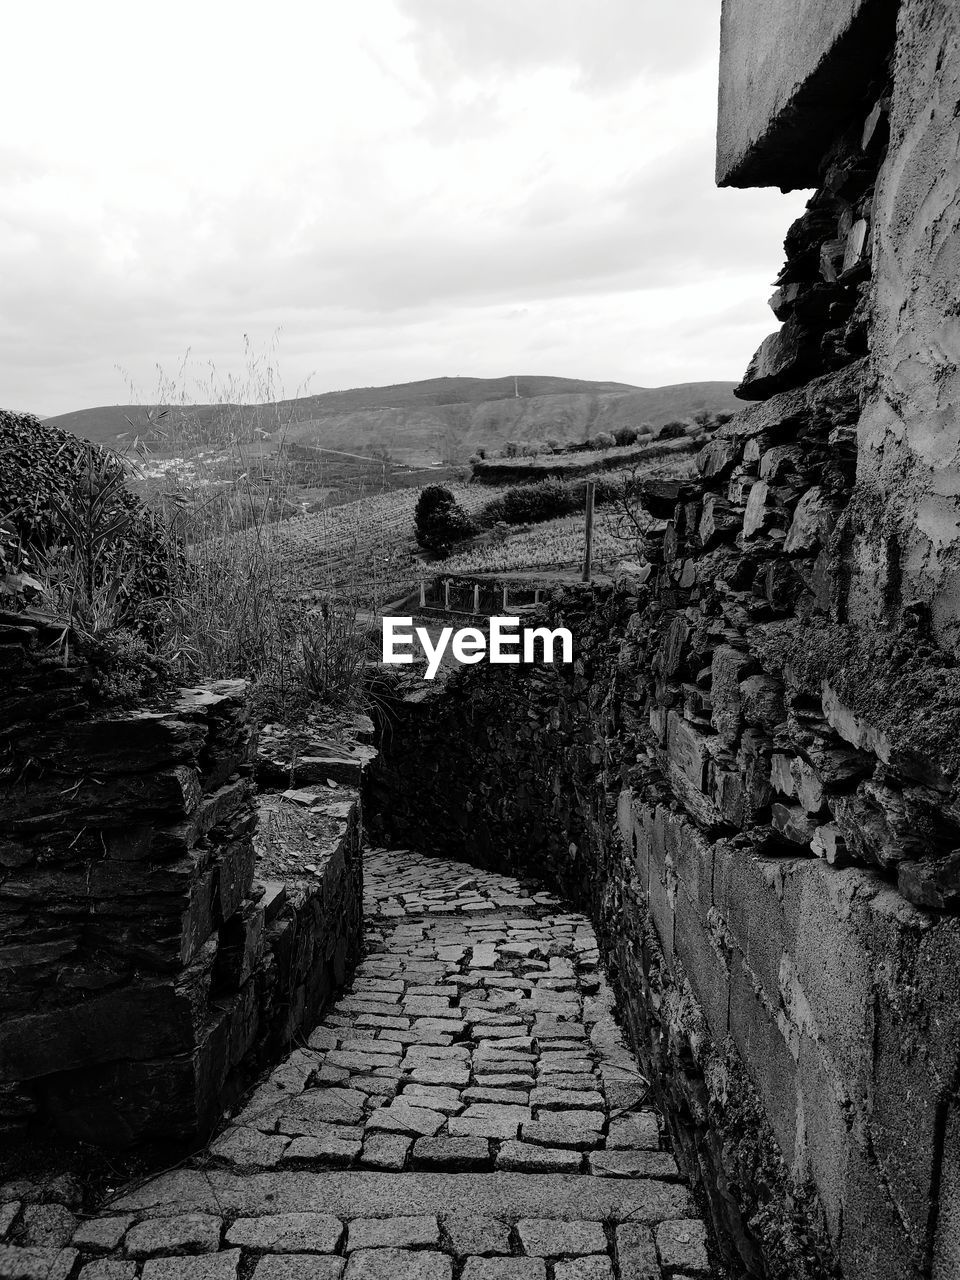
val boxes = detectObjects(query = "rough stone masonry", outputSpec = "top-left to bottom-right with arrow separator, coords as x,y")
366,5 -> 960,1279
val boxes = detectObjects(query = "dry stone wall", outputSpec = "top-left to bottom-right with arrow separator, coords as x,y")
0,613 -> 363,1148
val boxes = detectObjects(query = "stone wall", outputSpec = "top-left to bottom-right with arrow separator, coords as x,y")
0,613 -> 363,1148
850,1 -> 960,650
719,0 -> 960,651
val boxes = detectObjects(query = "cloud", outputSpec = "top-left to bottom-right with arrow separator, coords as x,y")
0,0 -> 806,415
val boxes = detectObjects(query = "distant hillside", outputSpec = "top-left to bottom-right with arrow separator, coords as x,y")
43,375 -> 741,463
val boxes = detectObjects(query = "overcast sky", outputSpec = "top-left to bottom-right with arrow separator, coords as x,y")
1,0 -> 807,416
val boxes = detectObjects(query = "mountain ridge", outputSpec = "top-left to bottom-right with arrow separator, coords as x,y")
41,374 -> 741,463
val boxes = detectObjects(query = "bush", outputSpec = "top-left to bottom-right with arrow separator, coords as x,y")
414,484 -> 474,554
589,432 -> 616,450
659,420 -> 688,440
613,426 -> 639,446
0,410 -> 171,632
479,477 -> 578,528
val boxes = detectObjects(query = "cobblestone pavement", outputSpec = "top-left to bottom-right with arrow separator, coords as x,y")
1,848 -> 713,1280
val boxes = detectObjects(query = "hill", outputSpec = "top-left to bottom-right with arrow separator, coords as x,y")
43,375 -> 741,463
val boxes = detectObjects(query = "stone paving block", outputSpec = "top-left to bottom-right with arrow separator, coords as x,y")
461,1260 -> 546,1280
348,1077 -> 398,1099
495,1142 -> 582,1174
0,1247 -> 79,1280
343,1248 -> 451,1279
516,1220 -> 607,1257
252,1257 -> 344,1280
552,1258 -> 613,1280
401,1086 -> 463,1115
359,1134 -> 411,1171
402,999 -> 455,1018
282,1133 -> 363,1167
225,1213 -> 343,1253
72,1217 -> 135,1253
606,1113 -> 659,1150
124,1214 -> 223,1258
448,1117 -> 517,1141
20,1207 -> 77,1249
473,1074 -> 535,1090
412,1136 -> 492,1171
79,1263 -> 137,1280
614,1224 -> 659,1279
463,1088 -> 529,1106
140,1252 -> 240,1280
406,1066 -> 470,1088
655,1219 -> 710,1273
209,1128 -> 290,1169
530,1088 -> 604,1112
520,1119 -> 602,1151
276,1085 -> 371,1126
346,1217 -> 440,1251
588,1150 -> 678,1179
365,1102 -> 445,1137
441,1216 -> 510,1257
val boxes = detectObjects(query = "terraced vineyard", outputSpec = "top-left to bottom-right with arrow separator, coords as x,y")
441,510 -> 629,578
257,483 -> 490,605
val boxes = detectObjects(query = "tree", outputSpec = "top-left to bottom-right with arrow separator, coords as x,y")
613,426 -> 639,446
414,485 -> 473,555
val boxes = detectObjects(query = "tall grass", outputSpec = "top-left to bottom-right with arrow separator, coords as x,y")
41,338 -> 381,719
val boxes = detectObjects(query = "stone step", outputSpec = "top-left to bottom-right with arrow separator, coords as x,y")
110,1169 -> 693,1225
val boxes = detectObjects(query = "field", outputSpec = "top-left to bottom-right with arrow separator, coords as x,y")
439,511 -> 629,578
252,483 -> 491,607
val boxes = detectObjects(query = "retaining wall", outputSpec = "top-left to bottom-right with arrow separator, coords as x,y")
0,614 -> 363,1147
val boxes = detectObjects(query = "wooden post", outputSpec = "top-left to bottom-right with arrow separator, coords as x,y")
473,584 -> 480,614
502,583 -> 509,611
444,579 -> 451,611
534,589 -> 541,605
419,580 -> 426,608
582,480 -> 596,582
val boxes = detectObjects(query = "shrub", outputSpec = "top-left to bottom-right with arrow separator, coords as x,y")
589,432 -> 616,450
0,410 -> 169,629
659,420 -> 688,440
414,484 -> 474,554
613,426 -> 639,446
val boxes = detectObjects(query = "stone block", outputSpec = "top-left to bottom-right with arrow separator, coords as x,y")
710,647 -> 753,747
344,1250 -> 450,1280
516,1219 -> 606,1256
252,1259 -> 343,1280
728,954 -> 798,1166
124,1215 -> 222,1258
225,1214 -> 343,1254
139,1258 -> 240,1280
346,1217 -> 439,1251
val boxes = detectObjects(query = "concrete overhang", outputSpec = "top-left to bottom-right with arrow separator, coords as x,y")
717,0 -> 900,189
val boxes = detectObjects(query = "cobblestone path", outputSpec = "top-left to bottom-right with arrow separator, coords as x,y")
6,849 -> 712,1280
